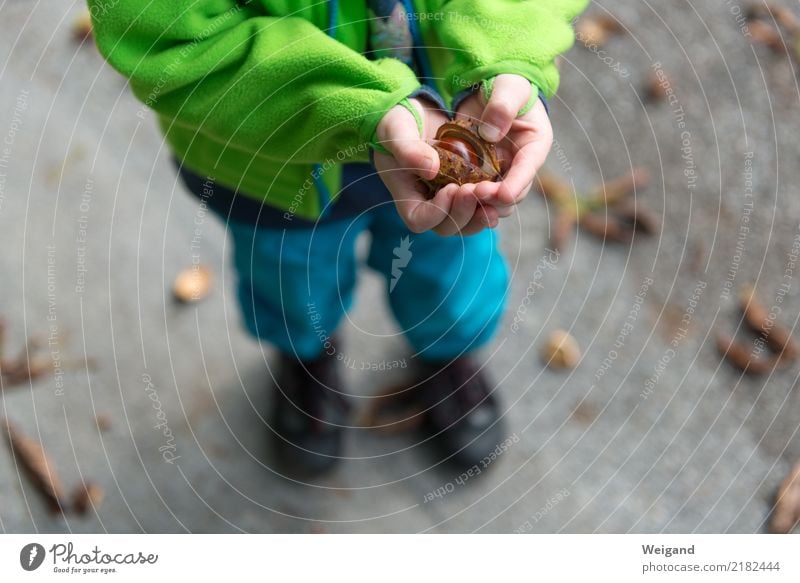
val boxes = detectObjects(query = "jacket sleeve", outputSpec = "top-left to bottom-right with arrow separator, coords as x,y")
88,0 -> 421,163
425,0 -> 589,102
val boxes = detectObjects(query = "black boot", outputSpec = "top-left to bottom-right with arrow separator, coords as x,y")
417,357 -> 505,471
271,349 -> 349,477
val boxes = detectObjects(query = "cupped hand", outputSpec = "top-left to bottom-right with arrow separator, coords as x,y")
455,73 -> 554,209
374,98 -> 501,236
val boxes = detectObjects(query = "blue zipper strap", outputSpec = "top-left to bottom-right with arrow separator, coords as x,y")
316,0 -> 339,218
409,85 -> 449,115
401,0 -> 435,84
326,0 -> 338,37
312,163 -> 333,216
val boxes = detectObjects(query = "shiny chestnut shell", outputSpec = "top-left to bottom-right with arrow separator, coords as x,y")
436,136 -> 480,166
425,119 -> 503,195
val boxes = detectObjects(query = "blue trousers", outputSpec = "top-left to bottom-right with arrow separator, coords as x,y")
190,164 -> 509,361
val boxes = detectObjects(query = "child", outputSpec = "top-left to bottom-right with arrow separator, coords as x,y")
90,0 -> 588,476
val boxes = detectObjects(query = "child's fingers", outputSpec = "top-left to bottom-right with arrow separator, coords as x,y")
479,74 -> 532,143
454,94 -> 483,124
399,182 -> 456,233
493,203 -> 516,218
391,137 -> 440,182
461,204 -> 500,236
375,152 -> 451,233
473,182 -> 520,217
434,184 -> 478,236
496,139 -> 549,205
377,105 -> 439,180
474,180 -> 501,201
496,119 -> 553,205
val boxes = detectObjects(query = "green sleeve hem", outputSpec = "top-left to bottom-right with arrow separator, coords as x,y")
517,84 -> 540,116
361,72 -> 421,152
368,95 -> 423,156
400,98 -> 424,136
480,77 -> 494,104
480,76 -> 541,117
452,61 -> 554,100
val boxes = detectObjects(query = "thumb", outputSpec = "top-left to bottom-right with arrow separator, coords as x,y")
376,104 -> 439,180
479,74 -> 532,143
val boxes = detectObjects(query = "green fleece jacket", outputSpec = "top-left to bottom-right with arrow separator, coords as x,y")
89,0 -> 588,219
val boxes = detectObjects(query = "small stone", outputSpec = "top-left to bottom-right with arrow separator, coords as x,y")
541,330 -> 581,370
576,15 -> 624,48
173,265 -> 213,303
576,18 -> 610,47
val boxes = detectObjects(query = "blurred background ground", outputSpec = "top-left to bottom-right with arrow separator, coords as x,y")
1,0 -> 799,533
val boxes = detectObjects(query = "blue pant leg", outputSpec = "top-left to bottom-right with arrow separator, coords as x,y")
367,206 -> 509,361
227,217 -> 369,359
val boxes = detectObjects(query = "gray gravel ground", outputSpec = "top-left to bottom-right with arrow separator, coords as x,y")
1,0 -> 799,533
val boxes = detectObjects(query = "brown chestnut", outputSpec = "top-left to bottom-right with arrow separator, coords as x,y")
424,119 -> 503,194
435,135 -> 480,166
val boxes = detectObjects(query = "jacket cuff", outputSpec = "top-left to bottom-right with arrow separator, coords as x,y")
368,94 -> 421,156
481,76 -> 547,117
409,85 -> 449,115
451,83 -> 481,113
451,76 -> 549,117
369,85 -> 449,157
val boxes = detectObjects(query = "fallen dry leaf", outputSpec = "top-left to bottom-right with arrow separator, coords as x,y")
716,333 -> 776,375
95,413 -> 112,432
689,240 -> 707,275
173,265 -> 213,303
770,463 -> 800,533
739,285 -> 799,362
748,19 -> 789,54
535,171 -> 573,202
73,11 -> 93,42
771,5 -> 800,34
717,285 -> 798,374
595,167 -> 651,205
542,330 -> 581,370
747,3 -> 800,35
535,168 -> 655,252
3,420 -> 66,512
0,324 -> 94,390
72,482 -> 104,515
1,357 -> 52,387
643,70 -> 671,103
570,400 -> 599,426
549,210 -> 577,254
580,202 -> 658,244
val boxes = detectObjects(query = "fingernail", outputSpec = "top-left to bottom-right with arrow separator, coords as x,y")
424,155 -> 437,173
480,123 -> 501,142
